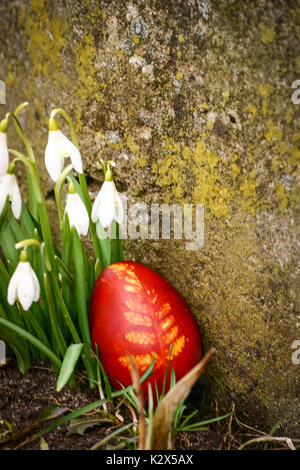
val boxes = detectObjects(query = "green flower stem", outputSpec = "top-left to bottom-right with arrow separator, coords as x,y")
8,106 -> 38,217
79,172 -> 101,263
26,167 -> 38,220
22,307 -> 51,351
14,102 -> 29,116
37,196 -> 56,264
9,150 -> 41,204
51,108 -> 101,263
9,109 -> 35,164
50,108 -> 78,147
54,164 -> 73,230
54,255 -> 73,282
60,214 -> 73,318
0,317 -> 62,370
9,150 -> 56,266
15,238 -> 41,250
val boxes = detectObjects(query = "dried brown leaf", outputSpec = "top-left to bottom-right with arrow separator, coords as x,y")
149,348 -> 216,450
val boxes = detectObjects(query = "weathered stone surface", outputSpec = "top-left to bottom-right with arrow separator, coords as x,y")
0,0 -> 299,434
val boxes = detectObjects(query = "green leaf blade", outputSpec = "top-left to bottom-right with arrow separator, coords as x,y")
56,343 -> 84,392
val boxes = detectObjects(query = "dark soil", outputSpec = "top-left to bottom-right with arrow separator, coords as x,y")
0,359 -> 227,450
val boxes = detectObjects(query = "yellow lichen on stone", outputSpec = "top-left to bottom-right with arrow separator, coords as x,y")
132,34 -> 140,44
292,146 -> 300,160
276,183 -> 289,211
284,107 -> 294,124
135,156 -> 148,168
258,84 -> 275,99
231,162 -> 241,180
126,136 -> 140,154
260,27 -> 276,44
76,34 -> 98,104
192,140 -> 232,219
21,1 -> 68,79
265,120 -> 283,143
200,102 -> 210,111
262,100 -> 268,116
247,104 -> 257,116
222,90 -> 230,106
151,136 -> 269,220
239,172 -> 258,216
292,131 -> 300,141
5,71 -> 14,86
277,141 -> 291,156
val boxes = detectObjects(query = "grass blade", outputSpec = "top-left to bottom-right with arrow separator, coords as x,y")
0,317 -> 62,369
96,222 -> 111,270
71,227 -> 90,344
56,343 -> 84,391
91,423 -> 134,450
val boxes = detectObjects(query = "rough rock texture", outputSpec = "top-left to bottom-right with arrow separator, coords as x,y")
0,0 -> 299,434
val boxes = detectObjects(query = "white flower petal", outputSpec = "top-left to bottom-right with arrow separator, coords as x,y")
31,268 -> 41,302
113,185 -> 124,224
98,197 -> 115,228
45,131 -> 66,182
8,175 -> 22,219
7,261 -> 40,310
16,262 -> 37,311
65,193 -> 89,236
0,133 -> 9,176
91,185 -> 104,223
7,268 -> 19,306
66,141 -> 83,174
91,181 -> 123,228
98,181 -> 116,228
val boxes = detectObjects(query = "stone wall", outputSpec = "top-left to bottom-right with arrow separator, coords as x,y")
0,0 -> 299,434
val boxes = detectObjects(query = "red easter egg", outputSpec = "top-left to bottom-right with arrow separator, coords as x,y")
89,261 -> 202,399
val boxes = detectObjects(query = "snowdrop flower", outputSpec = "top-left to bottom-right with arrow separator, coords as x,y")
91,161 -> 123,228
7,251 -> 40,311
0,165 -> 22,219
0,118 -> 9,176
65,181 -> 89,236
45,117 -> 83,182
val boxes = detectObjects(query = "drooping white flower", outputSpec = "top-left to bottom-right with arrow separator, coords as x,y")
91,180 -> 123,228
0,132 -> 9,176
0,173 -> 22,219
7,259 -> 40,311
65,191 -> 89,236
45,129 -> 83,182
